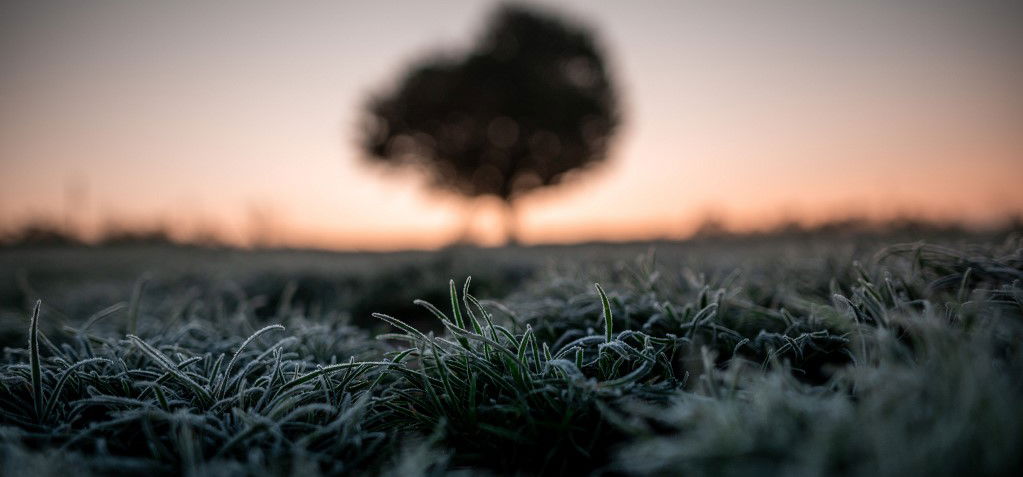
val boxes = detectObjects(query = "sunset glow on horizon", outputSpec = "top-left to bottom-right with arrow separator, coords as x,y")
2,0 -> 1021,250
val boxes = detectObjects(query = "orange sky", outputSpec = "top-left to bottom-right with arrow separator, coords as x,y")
2,0 -> 1021,249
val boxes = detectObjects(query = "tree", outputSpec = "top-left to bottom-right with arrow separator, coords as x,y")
359,4 -> 620,245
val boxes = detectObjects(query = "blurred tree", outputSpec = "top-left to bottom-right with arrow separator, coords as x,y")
360,4 -> 620,245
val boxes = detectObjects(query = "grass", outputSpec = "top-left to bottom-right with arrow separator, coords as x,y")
1,236 -> 1022,476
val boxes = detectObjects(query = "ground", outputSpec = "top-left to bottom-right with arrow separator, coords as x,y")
1,230 -> 1021,476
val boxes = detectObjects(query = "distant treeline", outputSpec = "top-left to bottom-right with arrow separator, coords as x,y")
0,221 -> 224,249
2,214 -> 1020,249
688,214 -> 1023,242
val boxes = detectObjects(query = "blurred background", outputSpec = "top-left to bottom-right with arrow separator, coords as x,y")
2,0 -> 1021,250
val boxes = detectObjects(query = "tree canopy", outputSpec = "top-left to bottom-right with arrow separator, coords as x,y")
360,4 -> 620,211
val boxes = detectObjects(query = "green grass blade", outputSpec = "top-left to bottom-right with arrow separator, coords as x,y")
373,313 -> 429,342
216,324 -> 285,398
449,279 -> 465,330
127,275 -> 148,335
595,284 -> 613,342
28,300 -> 43,421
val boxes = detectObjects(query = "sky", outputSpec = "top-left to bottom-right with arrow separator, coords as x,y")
2,0 -> 1021,249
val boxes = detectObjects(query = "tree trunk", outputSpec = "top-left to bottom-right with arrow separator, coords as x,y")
452,200 -> 478,246
503,201 -> 520,247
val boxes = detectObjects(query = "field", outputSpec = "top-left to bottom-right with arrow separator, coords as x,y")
1,230 -> 1021,476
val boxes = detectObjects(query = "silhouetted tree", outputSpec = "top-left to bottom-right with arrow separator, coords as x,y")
360,4 -> 620,245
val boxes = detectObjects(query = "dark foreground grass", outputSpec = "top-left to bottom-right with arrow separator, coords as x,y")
2,239 -> 1022,476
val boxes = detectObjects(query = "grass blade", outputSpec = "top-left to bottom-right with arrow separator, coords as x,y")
595,284 -> 613,342
29,300 -> 43,421
216,324 -> 285,398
